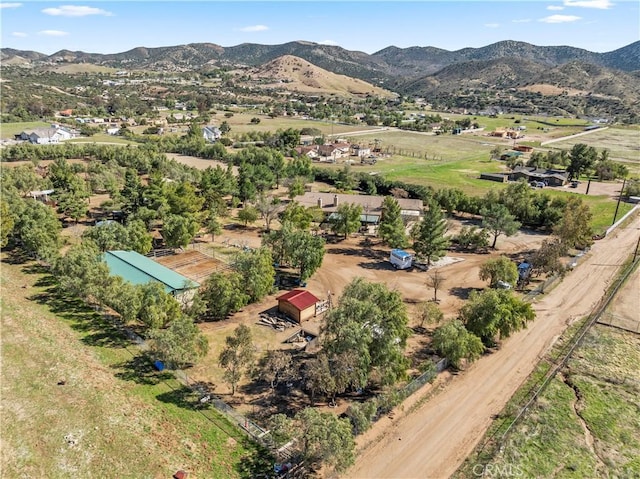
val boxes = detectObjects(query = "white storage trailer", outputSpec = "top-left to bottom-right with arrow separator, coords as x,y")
390,249 -> 413,269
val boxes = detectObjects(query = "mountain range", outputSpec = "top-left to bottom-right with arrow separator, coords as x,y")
2,40 -> 639,117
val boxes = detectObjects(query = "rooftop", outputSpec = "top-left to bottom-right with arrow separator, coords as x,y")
293,192 -> 423,215
103,250 -> 199,293
277,289 -> 320,311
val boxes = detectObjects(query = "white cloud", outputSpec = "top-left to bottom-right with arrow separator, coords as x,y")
319,40 -> 339,46
38,30 -> 69,36
484,23 -> 500,28
563,0 -> 613,9
0,2 -> 22,8
539,14 -> 582,23
238,25 -> 269,32
42,5 -> 113,17
11,31 -> 27,37
547,5 -> 565,10
512,18 -> 532,23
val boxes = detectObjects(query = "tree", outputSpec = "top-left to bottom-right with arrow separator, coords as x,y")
205,212 -> 223,242
425,269 -> 446,302
162,214 -> 199,249
330,203 -> 362,239
232,247 -> 275,302
323,278 -> 410,387
237,205 -> 259,227
296,407 -> 355,472
304,353 -> 335,405
1,200 -> 15,248
148,315 -> 208,369
219,120 -> 231,134
490,146 -> 502,161
453,226 -> 489,252
257,350 -> 297,390
14,200 -> 61,263
138,281 -> 183,329
432,320 -> 484,369
287,230 -> 326,281
412,200 -> 449,265
53,241 -> 110,301
218,324 -> 256,395
267,414 -> 295,446
552,197 -> 593,250
567,143 -> 597,180
335,164 -> 357,191
200,271 -> 249,320
125,220 -> 153,255
378,196 -> 407,248
481,203 -> 521,249
166,181 -> 204,216
287,176 -> 307,199
530,239 -> 565,278
255,194 -> 281,231
479,256 -> 518,288
460,289 -> 535,347
417,301 -> 444,329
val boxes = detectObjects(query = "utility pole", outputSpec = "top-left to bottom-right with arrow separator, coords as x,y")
611,178 -> 627,225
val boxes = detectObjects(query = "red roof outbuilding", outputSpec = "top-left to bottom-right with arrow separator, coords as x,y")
276,289 -> 320,312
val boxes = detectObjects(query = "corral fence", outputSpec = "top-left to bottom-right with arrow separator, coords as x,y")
401,358 -> 448,399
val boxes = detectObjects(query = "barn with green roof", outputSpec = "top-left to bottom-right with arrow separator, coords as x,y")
103,250 -> 200,299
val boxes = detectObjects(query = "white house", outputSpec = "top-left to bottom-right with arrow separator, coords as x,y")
202,126 -> 222,143
17,127 -> 76,145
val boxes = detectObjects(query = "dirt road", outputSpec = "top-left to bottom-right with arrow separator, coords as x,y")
348,213 -> 640,479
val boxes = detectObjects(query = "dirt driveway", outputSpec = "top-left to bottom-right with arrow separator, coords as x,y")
347,212 -> 640,479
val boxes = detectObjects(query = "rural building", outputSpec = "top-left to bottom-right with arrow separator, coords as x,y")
16,126 -> 76,144
202,126 -> 222,143
293,192 -> 423,225
103,250 -> 200,301
479,173 -> 508,183
513,145 -> 534,153
500,151 -> 524,161
276,289 -> 321,323
294,146 -> 319,159
351,145 -> 371,157
508,166 -> 569,187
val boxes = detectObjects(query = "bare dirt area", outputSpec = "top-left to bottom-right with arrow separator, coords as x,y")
347,212 -> 640,479
165,153 -> 238,173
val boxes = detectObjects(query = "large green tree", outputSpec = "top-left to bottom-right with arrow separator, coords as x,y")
460,289 -> 535,347
552,197 -> 593,250
378,196 -> 407,248
296,407 -> 355,473
1,200 -> 15,248
14,200 -> 61,263
232,247 -> 275,302
162,214 -> 199,249
479,256 -> 518,288
481,203 -> 521,249
323,278 -> 410,386
412,200 -> 449,265
330,203 -> 362,239
286,230 -> 326,281
148,315 -> 209,368
432,320 -> 484,369
138,281 -> 183,329
53,241 -> 110,300
200,271 -> 249,320
218,324 -> 256,395
567,143 -> 597,180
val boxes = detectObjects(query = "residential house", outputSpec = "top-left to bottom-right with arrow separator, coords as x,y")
508,166 -> 569,187
293,192 -> 423,225
202,126 -> 222,143
16,127 -> 76,145
351,145 -> 371,157
294,146 -> 319,159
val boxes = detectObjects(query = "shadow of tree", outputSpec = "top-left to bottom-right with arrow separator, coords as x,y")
113,354 -> 174,385
28,281 -> 130,349
448,286 -> 480,300
234,444 -> 274,479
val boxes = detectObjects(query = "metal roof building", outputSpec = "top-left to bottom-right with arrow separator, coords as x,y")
103,250 -> 200,296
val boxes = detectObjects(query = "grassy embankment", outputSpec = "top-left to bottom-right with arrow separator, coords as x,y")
0,255 -> 269,478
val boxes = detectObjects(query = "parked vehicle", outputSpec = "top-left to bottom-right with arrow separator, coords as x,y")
390,249 -> 413,270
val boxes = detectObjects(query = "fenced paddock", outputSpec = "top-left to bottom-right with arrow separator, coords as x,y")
153,249 -> 231,283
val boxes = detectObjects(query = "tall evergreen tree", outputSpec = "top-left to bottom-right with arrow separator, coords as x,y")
378,196 -> 407,248
412,200 -> 449,265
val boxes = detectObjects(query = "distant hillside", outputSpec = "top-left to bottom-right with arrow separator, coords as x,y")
247,55 -> 395,98
3,39 -> 637,78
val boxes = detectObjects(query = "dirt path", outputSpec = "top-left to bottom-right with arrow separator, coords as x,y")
347,213 -> 640,479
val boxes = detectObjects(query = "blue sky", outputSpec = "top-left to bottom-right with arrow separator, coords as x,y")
1,1 -> 638,55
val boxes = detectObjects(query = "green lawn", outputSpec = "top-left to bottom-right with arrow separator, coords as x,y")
0,121 -> 51,139
0,258 -> 268,478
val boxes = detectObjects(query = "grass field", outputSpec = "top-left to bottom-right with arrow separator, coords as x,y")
469,325 -> 640,478
0,121 -> 51,139
0,255 -> 269,478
